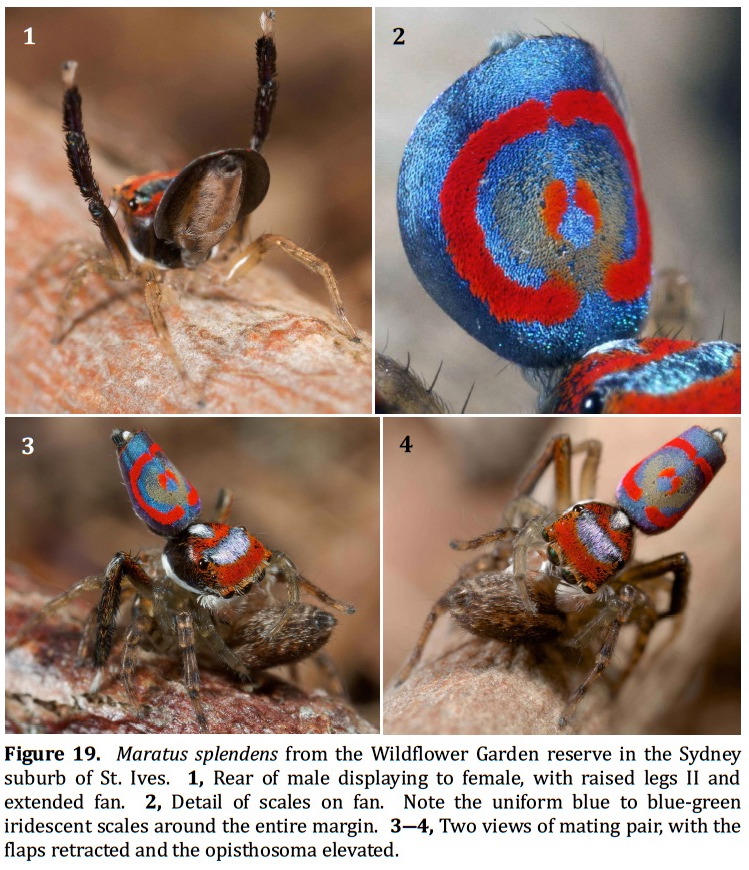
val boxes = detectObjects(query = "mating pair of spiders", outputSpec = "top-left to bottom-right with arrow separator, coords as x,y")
8,429 -> 355,733
391,423 -> 729,731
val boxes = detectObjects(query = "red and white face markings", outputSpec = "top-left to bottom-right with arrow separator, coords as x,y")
544,502 -> 633,593
163,523 -> 272,604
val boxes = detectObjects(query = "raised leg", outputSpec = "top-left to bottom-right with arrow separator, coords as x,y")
62,61 -> 131,278
226,233 -> 359,340
251,10 -> 278,153
574,440 -> 602,502
515,435 -> 572,512
514,435 -> 602,514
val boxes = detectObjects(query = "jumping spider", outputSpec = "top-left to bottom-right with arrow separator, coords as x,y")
9,429 -> 355,732
394,426 -> 727,728
56,10 -> 358,396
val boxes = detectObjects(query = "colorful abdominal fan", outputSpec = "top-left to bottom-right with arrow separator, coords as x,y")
113,428 -> 201,536
399,35 -> 650,370
397,34 -> 739,412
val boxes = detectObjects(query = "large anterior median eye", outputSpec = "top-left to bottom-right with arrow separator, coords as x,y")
581,390 -> 605,413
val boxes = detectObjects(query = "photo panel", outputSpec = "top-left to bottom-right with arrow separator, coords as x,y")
6,417 -> 380,733
384,416 -> 739,734
376,7 -> 739,413
7,7 -> 372,414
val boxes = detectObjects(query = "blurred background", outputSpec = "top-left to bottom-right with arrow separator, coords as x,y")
6,417 -> 380,727
6,7 -> 371,331
376,8 -> 740,412
384,417 -> 739,733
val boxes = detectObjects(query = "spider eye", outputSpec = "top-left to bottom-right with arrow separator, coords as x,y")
198,557 -> 211,570
128,197 -> 138,210
547,545 -> 560,565
561,567 -> 577,585
581,390 -> 605,414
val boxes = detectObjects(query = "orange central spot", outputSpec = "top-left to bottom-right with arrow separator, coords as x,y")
541,179 -> 567,240
574,179 -> 602,231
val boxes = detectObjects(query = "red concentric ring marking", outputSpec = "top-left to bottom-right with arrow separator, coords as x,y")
439,89 -> 651,326
129,442 -> 197,527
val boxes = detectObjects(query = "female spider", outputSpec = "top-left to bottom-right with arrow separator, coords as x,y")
9,429 -> 355,732
393,425 -> 727,729
58,10 -> 358,394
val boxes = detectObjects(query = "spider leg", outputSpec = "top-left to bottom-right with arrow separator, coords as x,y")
574,439 -> 602,502
308,651 -> 347,697
77,605 -> 99,663
515,435 -> 573,512
192,606 -> 255,682
8,573 -> 105,650
52,254 -> 126,344
450,527 -> 521,551
120,600 -> 156,703
612,553 -> 690,684
618,552 -> 690,620
225,233 -> 359,341
251,9 -> 278,153
230,11 -> 280,248
62,61 -> 131,278
261,552 -> 301,637
212,488 -> 234,524
394,595 -> 451,687
143,274 -> 200,401
452,520 -> 548,615
262,551 -> 354,639
515,434 -> 604,514
175,611 -> 207,732
92,553 -> 153,687
559,584 -> 639,728
296,575 -> 356,615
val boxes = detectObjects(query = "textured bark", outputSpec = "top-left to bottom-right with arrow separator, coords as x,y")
6,567 -> 375,735
6,82 -> 371,414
